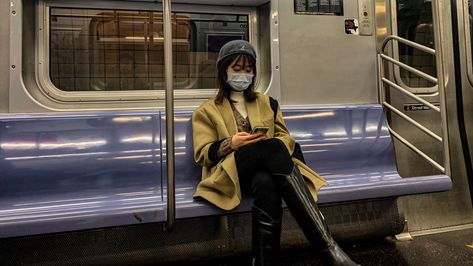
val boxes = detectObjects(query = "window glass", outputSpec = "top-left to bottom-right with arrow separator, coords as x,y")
396,0 -> 436,88
50,8 -> 249,91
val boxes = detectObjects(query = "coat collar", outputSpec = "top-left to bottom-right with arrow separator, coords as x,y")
217,98 -> 238,136
246,96 -> 261,129
217,95 -> 262,136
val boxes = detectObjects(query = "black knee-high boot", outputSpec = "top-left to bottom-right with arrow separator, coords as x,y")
277,166 -> 359,266
252,205 -> 282,266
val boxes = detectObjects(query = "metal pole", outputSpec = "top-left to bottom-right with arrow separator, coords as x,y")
431,0 -> 451,176
381,35 -> 436,55
387,126 -> 445,173
382,78 -> 441,112
383,102 -> 443,142
163,0 -> 175,231
379,54 -> 438,84
377,54 -> 385,104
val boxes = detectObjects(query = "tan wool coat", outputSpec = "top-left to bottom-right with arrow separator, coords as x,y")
192,93 -> 328,210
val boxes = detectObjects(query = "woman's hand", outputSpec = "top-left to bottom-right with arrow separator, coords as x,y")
231,132 -> 267,150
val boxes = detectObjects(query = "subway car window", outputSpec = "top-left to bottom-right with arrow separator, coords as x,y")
49,8 -> 249,92
396,0 -> 437,89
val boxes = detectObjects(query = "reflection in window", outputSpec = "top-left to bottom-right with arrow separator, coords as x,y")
396,0 -> 436,88
50,8 -> 249,91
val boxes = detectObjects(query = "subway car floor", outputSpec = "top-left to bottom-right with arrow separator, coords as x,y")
162,227 -> 473,266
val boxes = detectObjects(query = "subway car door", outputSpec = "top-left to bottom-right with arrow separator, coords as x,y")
452,0 -> 473,203
378,0 -> 473,231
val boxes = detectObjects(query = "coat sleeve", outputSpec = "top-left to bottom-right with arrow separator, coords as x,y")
273,102 -> 295,155
192,107 -> 219,167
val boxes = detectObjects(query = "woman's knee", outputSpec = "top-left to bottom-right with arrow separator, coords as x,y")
260,139 -> 293,174
262,139 -> 290,156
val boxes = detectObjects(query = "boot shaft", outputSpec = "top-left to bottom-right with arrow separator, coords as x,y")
277,166 -> 360,266
252,205 -> 282,266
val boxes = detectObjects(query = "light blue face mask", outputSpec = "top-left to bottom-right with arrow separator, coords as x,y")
227,73 -> 254,91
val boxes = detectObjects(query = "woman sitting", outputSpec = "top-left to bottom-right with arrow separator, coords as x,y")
192,40 -> 359,266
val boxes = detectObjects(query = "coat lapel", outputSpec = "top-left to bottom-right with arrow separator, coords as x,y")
246,97 -> 261,130
217,95 -> 263,135
218,98 -> 238,136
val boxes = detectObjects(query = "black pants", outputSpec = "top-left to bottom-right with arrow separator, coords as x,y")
234,139 -> 294,220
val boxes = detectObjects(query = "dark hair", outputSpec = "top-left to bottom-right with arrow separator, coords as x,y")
214,53 -> 257,105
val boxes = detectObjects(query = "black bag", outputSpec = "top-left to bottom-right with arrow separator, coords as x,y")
269,97 -> 306,164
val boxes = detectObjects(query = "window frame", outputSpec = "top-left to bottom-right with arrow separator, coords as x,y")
37,0 -> 259,102
391,0 -> 439,95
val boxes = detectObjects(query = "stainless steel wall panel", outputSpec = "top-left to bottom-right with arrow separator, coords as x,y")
278,0 -> 378,105
0,0 -> 10,113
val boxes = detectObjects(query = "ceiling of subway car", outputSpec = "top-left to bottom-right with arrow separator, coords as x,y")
125,0 -> 270,6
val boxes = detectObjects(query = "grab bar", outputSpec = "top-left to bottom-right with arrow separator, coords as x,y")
378,5 -> 450,177
163,0 -> 175,232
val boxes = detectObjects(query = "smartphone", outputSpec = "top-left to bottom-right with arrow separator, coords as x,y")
251,126 -> 269,135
